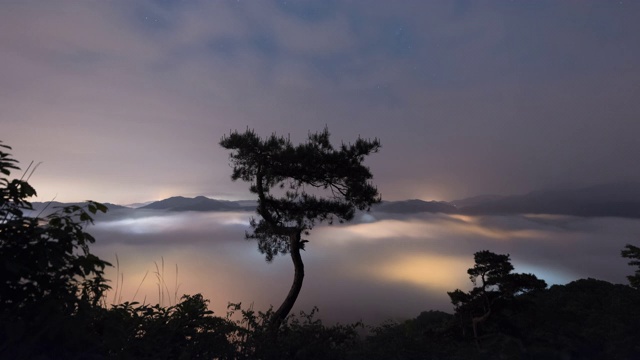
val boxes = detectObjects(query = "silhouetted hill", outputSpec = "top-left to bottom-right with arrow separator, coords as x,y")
140,196 -> 250,212
512,278 -> 640,358
30,201 -> 129,211
372,183 -> 640,218
124,201 -> 154,208
363,278 -> 640,359
450,194 -> 504,208
21,201 -> 130,219
459,182 -> 640,218
25,182 -> 640,218
374,199 -> 458,214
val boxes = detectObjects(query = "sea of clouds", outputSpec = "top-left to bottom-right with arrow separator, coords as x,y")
89,210 -> 638,324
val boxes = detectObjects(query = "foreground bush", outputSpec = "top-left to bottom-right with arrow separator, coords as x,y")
1,141 -> 111,358
97,294 -> 236,359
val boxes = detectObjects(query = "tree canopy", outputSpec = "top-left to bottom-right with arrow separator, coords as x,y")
448,250 -> 547,351
220,128 -> 381,259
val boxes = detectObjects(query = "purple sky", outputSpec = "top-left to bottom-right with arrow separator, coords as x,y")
3,1 -> 640,204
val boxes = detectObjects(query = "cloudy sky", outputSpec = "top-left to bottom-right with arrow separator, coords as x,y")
3,0 -> 640,204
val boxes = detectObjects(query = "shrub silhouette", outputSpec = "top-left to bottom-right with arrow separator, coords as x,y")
0,141 -> 112,358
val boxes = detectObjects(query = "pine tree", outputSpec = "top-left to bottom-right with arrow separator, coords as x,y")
220,128 -> 381,328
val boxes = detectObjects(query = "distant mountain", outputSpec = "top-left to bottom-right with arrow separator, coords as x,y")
450,194 -> 504,208
459,183 -> 640,218
234,200 -> 258,207
25,201 -> 129,218
30,201 -> 129,211
140,196 -> 251,212
372,183 -> 640,218
23,182 -> 640,219
374,199 -> 458,214
124,201 -> 154,208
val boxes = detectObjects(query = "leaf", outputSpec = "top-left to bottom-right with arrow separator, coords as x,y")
95,202 -> 108,213
80,212 -> 91,222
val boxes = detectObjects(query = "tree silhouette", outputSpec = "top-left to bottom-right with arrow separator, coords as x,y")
0,141 -> 112,357
448,250 -> 546,351
220,128 -> 381,328
621,244 -> 640,289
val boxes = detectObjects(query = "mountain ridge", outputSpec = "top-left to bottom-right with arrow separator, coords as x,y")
139,196 -> 252,212
27,182 -> 640,219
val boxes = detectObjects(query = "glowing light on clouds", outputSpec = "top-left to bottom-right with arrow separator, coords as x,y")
322,219 -> 441,242
513,263 -> 575,287
369,254 -> 470,292
90,210 -> 637,322
95,211 -> 252,234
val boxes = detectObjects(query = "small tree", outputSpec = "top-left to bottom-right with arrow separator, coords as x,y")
621,244 -> 640,289
448,250 -> 546,350
0,141 -> 112,358
220,128 -> 381,328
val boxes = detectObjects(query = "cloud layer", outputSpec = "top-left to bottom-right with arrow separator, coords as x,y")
3,1 -> 640,203
90,210 -> 637,324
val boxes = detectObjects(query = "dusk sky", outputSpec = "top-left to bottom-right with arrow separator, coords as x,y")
3,1 -> 640,204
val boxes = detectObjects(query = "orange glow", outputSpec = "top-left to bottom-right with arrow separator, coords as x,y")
320,214 -> 549,245
154,187 -> 188,201
444,214 -> 548,240
341,219 -> 441,240
368,254 -> 470,291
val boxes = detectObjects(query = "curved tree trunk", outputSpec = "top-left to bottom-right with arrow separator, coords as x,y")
270,231 -> 305,330
472,308 -> 491,351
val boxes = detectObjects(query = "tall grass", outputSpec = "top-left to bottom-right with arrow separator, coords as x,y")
105,254 -> 182,307
154,256 -> 181,306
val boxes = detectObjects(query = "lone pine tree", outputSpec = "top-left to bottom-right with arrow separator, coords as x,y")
220,128 -> 380,328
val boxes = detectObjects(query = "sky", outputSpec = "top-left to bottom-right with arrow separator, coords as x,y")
3,0 -> 640,204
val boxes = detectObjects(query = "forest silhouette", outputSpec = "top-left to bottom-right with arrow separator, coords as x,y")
2,137 -> 640,359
